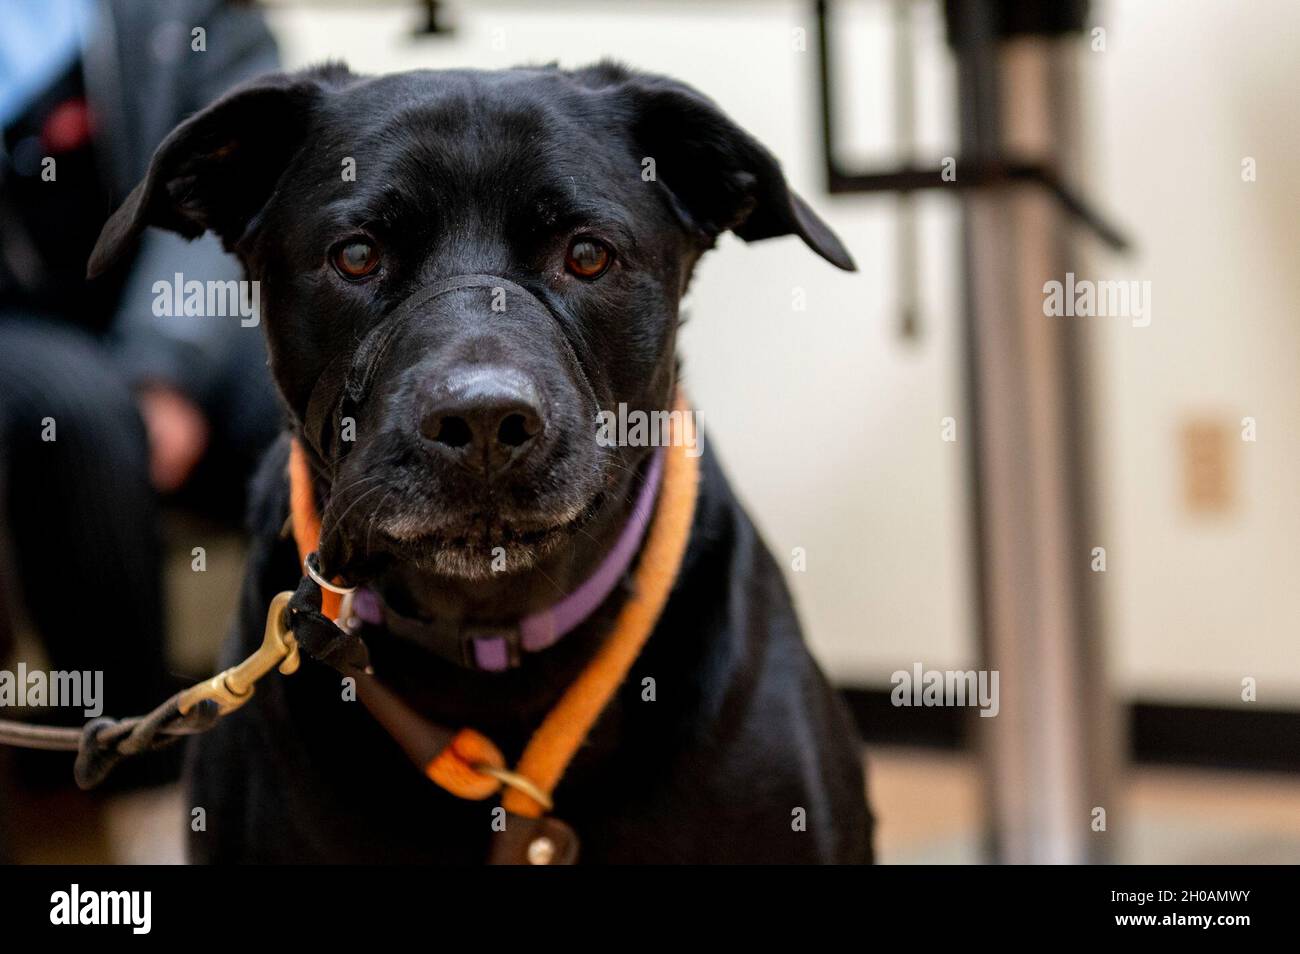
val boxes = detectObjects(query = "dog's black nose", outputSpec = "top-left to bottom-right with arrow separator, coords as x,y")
418,367 -> 545,477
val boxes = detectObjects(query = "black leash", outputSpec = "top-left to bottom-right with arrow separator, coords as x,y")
284,574 -> 372,676
0,691 -> 222,789
0,563 -> 576,862
0,573 -> 348,790
0,571 -> 424,791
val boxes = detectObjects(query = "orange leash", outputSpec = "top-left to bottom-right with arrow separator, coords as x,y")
287,394 -> 699,817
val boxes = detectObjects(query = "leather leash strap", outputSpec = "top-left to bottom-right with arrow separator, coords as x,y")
287,392 -> 700,821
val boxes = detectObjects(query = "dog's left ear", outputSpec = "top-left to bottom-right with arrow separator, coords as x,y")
617,72 -> 855,271
88,68 -> 342,278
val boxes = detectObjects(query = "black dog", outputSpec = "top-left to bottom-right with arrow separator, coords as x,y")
90,62 -> 872,863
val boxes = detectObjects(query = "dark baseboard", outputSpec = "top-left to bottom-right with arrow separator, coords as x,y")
1128,702 -> 1300,774
840,686 -> 966,749
839,687 -> 1300,774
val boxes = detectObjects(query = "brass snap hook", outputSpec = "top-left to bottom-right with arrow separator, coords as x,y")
177,591 -> 299,716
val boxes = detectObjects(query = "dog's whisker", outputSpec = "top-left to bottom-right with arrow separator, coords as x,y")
324,473 -> 385,512
319,483 -> 390,551
318,474 -> 388,534
530,561 -> 567,600
365,489 -> 396,557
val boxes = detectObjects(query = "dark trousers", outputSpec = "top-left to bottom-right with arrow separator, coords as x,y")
0,320 -> 168,718
0,311 -> 282,713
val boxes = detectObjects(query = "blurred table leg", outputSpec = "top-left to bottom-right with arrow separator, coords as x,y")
953,13 -> 1118,863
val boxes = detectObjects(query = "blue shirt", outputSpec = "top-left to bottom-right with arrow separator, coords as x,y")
0,0 -> 93,129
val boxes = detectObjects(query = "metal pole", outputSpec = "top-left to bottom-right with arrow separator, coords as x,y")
952,0 -> 1116,864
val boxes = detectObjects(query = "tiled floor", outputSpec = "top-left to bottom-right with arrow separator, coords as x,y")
6,745 -> 1298,863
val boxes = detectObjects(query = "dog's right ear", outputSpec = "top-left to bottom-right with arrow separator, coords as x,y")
594,66 -> 856,272
88,70 -> 336,278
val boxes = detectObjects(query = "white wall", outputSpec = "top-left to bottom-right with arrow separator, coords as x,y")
1089,0 -> 1300,704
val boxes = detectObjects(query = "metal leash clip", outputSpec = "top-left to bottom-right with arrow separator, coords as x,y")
471,765 -> 554,813
177,591 -> 301,716
304,551 -> 358,595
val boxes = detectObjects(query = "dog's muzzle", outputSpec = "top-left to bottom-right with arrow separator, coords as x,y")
301,274 -> 552,469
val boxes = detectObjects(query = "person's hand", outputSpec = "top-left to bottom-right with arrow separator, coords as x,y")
137,385 -> 210,493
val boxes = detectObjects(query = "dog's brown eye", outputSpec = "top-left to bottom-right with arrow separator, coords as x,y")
565,237 -> 612,279
332,240 -> 380,279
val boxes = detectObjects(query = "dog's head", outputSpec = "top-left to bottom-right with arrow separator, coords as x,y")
91,62 -> 852,587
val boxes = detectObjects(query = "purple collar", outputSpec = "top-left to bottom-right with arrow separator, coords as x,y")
345,448 -> 665,672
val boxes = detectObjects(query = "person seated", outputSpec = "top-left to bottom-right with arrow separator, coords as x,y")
0,0 -> 281,761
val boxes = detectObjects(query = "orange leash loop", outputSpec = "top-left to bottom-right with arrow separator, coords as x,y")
425,728 -> 507,801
